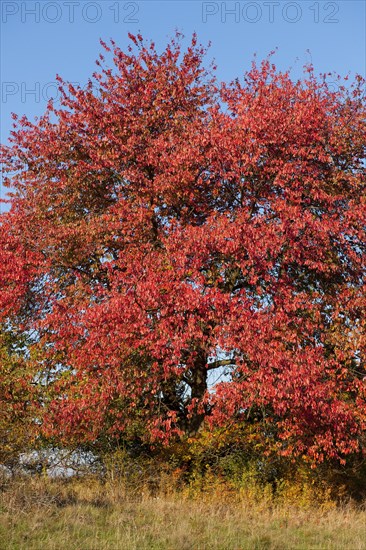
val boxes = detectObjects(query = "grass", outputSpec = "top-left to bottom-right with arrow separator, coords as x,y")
1,476 -> 366,550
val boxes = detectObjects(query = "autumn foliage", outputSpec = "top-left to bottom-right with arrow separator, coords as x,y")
1,34 -> 365,466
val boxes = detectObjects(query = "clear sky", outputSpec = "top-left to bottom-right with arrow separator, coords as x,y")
1,0 -> 365,202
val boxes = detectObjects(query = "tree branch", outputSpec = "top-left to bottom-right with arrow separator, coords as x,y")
206,359 -> 236,370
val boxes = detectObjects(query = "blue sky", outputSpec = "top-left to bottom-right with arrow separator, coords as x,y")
1,0 -> 365,202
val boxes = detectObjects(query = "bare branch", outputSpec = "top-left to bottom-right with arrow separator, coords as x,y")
206,359 -> 236,370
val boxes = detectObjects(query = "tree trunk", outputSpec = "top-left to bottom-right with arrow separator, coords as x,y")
187,350 -> 208,436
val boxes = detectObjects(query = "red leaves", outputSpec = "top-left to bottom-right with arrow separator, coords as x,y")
1,33 -> 365,463
0,216 -> 41,321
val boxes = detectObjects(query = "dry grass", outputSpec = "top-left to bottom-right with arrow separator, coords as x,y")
1,476 -> 366,550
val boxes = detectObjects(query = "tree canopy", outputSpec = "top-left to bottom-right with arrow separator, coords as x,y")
1,33 -> 365,465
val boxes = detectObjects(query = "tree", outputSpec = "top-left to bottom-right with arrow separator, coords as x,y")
1,34 -> 365,464
0,326 -> 38,471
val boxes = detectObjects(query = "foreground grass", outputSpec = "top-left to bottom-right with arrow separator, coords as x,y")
1,477 -> 366,550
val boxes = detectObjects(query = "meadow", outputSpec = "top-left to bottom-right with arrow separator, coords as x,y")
1,473 -> 366,550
